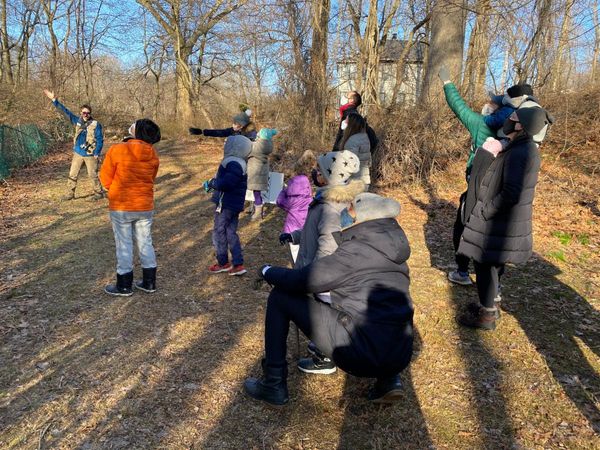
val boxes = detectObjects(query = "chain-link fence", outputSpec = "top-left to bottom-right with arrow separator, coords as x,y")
0,124 -> 48,180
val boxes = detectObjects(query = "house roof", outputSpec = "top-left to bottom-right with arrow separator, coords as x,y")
337,37 -> 425,64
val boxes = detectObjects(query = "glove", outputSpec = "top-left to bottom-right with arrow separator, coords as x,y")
203,178 -> 215,192
279,233 -> 293,245
438,66 -> 451,84
189,127 -> 203,135
258,128 -> 278,141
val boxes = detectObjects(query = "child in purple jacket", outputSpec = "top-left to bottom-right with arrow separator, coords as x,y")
276,150 -> 315,263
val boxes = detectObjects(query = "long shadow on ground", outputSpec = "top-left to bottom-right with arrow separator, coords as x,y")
410,190 -> 518,448
410,186 -> 600,443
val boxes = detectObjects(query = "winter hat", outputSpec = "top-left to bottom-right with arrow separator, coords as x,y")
352,193 -> 400,224
515,107 -> 553,137
134,119 -> 161,144
258,128 -> 278,141
224,135 -> 252,160
507,84 -> 534,98
232,112 -> 250,127
317,150 -> 360,186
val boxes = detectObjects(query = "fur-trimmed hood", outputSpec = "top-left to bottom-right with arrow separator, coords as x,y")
320,179 -> 365,203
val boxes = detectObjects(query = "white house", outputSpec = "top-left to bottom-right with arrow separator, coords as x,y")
336,34 -> 424,107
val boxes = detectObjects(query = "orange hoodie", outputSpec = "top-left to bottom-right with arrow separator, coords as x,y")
100,139 -> 159,211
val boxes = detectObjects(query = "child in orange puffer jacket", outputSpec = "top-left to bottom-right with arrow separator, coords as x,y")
100,119 -> 161,297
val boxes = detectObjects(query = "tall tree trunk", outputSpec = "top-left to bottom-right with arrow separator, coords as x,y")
592,0 -> 600,83
420,0 -> 466,103
551,0 -> 575,91
516,0 -> 552,83
0,0 -> 14,84
362,0 -> 380,107
307,0 -> 331,132
462,0 -> 491,101
175,46 -> 194,123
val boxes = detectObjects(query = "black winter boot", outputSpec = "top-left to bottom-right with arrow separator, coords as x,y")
135,267 -> 157,293
104,271 -> 134,296
244,362 -> 289,406
368,374 -> 403,403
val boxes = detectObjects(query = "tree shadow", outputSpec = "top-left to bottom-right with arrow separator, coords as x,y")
409,189 -> 518,448
506,256 -> 600,433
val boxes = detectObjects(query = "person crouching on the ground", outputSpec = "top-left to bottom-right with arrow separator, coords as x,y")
457,107 -> 553,330
189,106 -> 257,141
278,150 -> 363,375
44,89 -> 104,201
338,112 -> 371,190
246,193 -> 414,405
100,119 -> 161,296
247,128 -> 277,221
204,135 -> 253,276
275,150 -> 316,264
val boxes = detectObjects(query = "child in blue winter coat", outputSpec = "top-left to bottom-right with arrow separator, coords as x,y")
204,135 -> 253,276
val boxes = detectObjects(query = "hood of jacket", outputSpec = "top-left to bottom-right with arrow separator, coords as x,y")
224,135 -> 252,160
122,139 -> 156,161
338,217 -> 410,265
320,179 -> 364,203
286,174 -> 312,197
249,138 -> 273,159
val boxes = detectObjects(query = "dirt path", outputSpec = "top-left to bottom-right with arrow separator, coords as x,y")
1,140 -> 598,449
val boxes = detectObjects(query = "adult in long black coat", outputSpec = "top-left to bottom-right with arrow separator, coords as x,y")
457,107 -> 553,330
245,193 -> 414,406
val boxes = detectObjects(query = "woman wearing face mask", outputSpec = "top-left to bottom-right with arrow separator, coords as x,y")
457,107 -> 552,330
246,193 -> 414,406
338,112 -> 371,190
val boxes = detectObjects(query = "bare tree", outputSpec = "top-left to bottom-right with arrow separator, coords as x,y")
137,0 -> 245,123
593,0 -> 600,83
462,0 -> 492,101
0,0 -> 14,84
306,0 -> 331,131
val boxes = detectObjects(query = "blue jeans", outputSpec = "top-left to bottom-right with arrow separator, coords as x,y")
213,208 -> 243,266
110,211 -> 156,274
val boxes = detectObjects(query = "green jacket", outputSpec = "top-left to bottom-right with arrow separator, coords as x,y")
443,82 -> 495,177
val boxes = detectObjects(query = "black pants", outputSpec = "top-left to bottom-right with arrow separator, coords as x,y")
264,288 -> 348,368
473,261 -> 505,308
453,192 -> 471,273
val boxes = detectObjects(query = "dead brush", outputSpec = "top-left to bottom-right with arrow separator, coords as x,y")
369,107 -> 467,186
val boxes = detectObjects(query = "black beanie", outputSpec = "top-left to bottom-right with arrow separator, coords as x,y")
507,84 -> 534,98
135,119 -> 161,144
515,107 -> 552,136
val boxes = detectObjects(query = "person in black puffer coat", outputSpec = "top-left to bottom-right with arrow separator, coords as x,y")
245,193 -> 414,406
457,107 -> 553,330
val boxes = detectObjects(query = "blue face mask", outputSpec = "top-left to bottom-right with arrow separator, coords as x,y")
340,208 -> 355,228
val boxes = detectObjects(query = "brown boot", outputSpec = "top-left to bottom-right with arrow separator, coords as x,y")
458,305 -> 497,330
250,204 -> 263,221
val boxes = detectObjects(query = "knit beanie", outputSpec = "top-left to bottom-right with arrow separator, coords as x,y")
507,84 -> 534,98
317,150 -> 360,186
224,135 -> 252,160
352,193 -> 400,224
515,107 -> 553,137
233,111 -> 251,127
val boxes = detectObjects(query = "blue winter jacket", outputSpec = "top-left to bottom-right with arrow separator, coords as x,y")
211,160 -> 248,213
483,105 -> 515,131
53,100 -> 104,157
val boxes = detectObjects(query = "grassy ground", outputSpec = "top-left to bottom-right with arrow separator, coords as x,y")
0,139 -> 598,449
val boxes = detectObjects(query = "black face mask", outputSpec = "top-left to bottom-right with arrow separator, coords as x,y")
311,168 -> 326,187
502,119 -> 518,136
